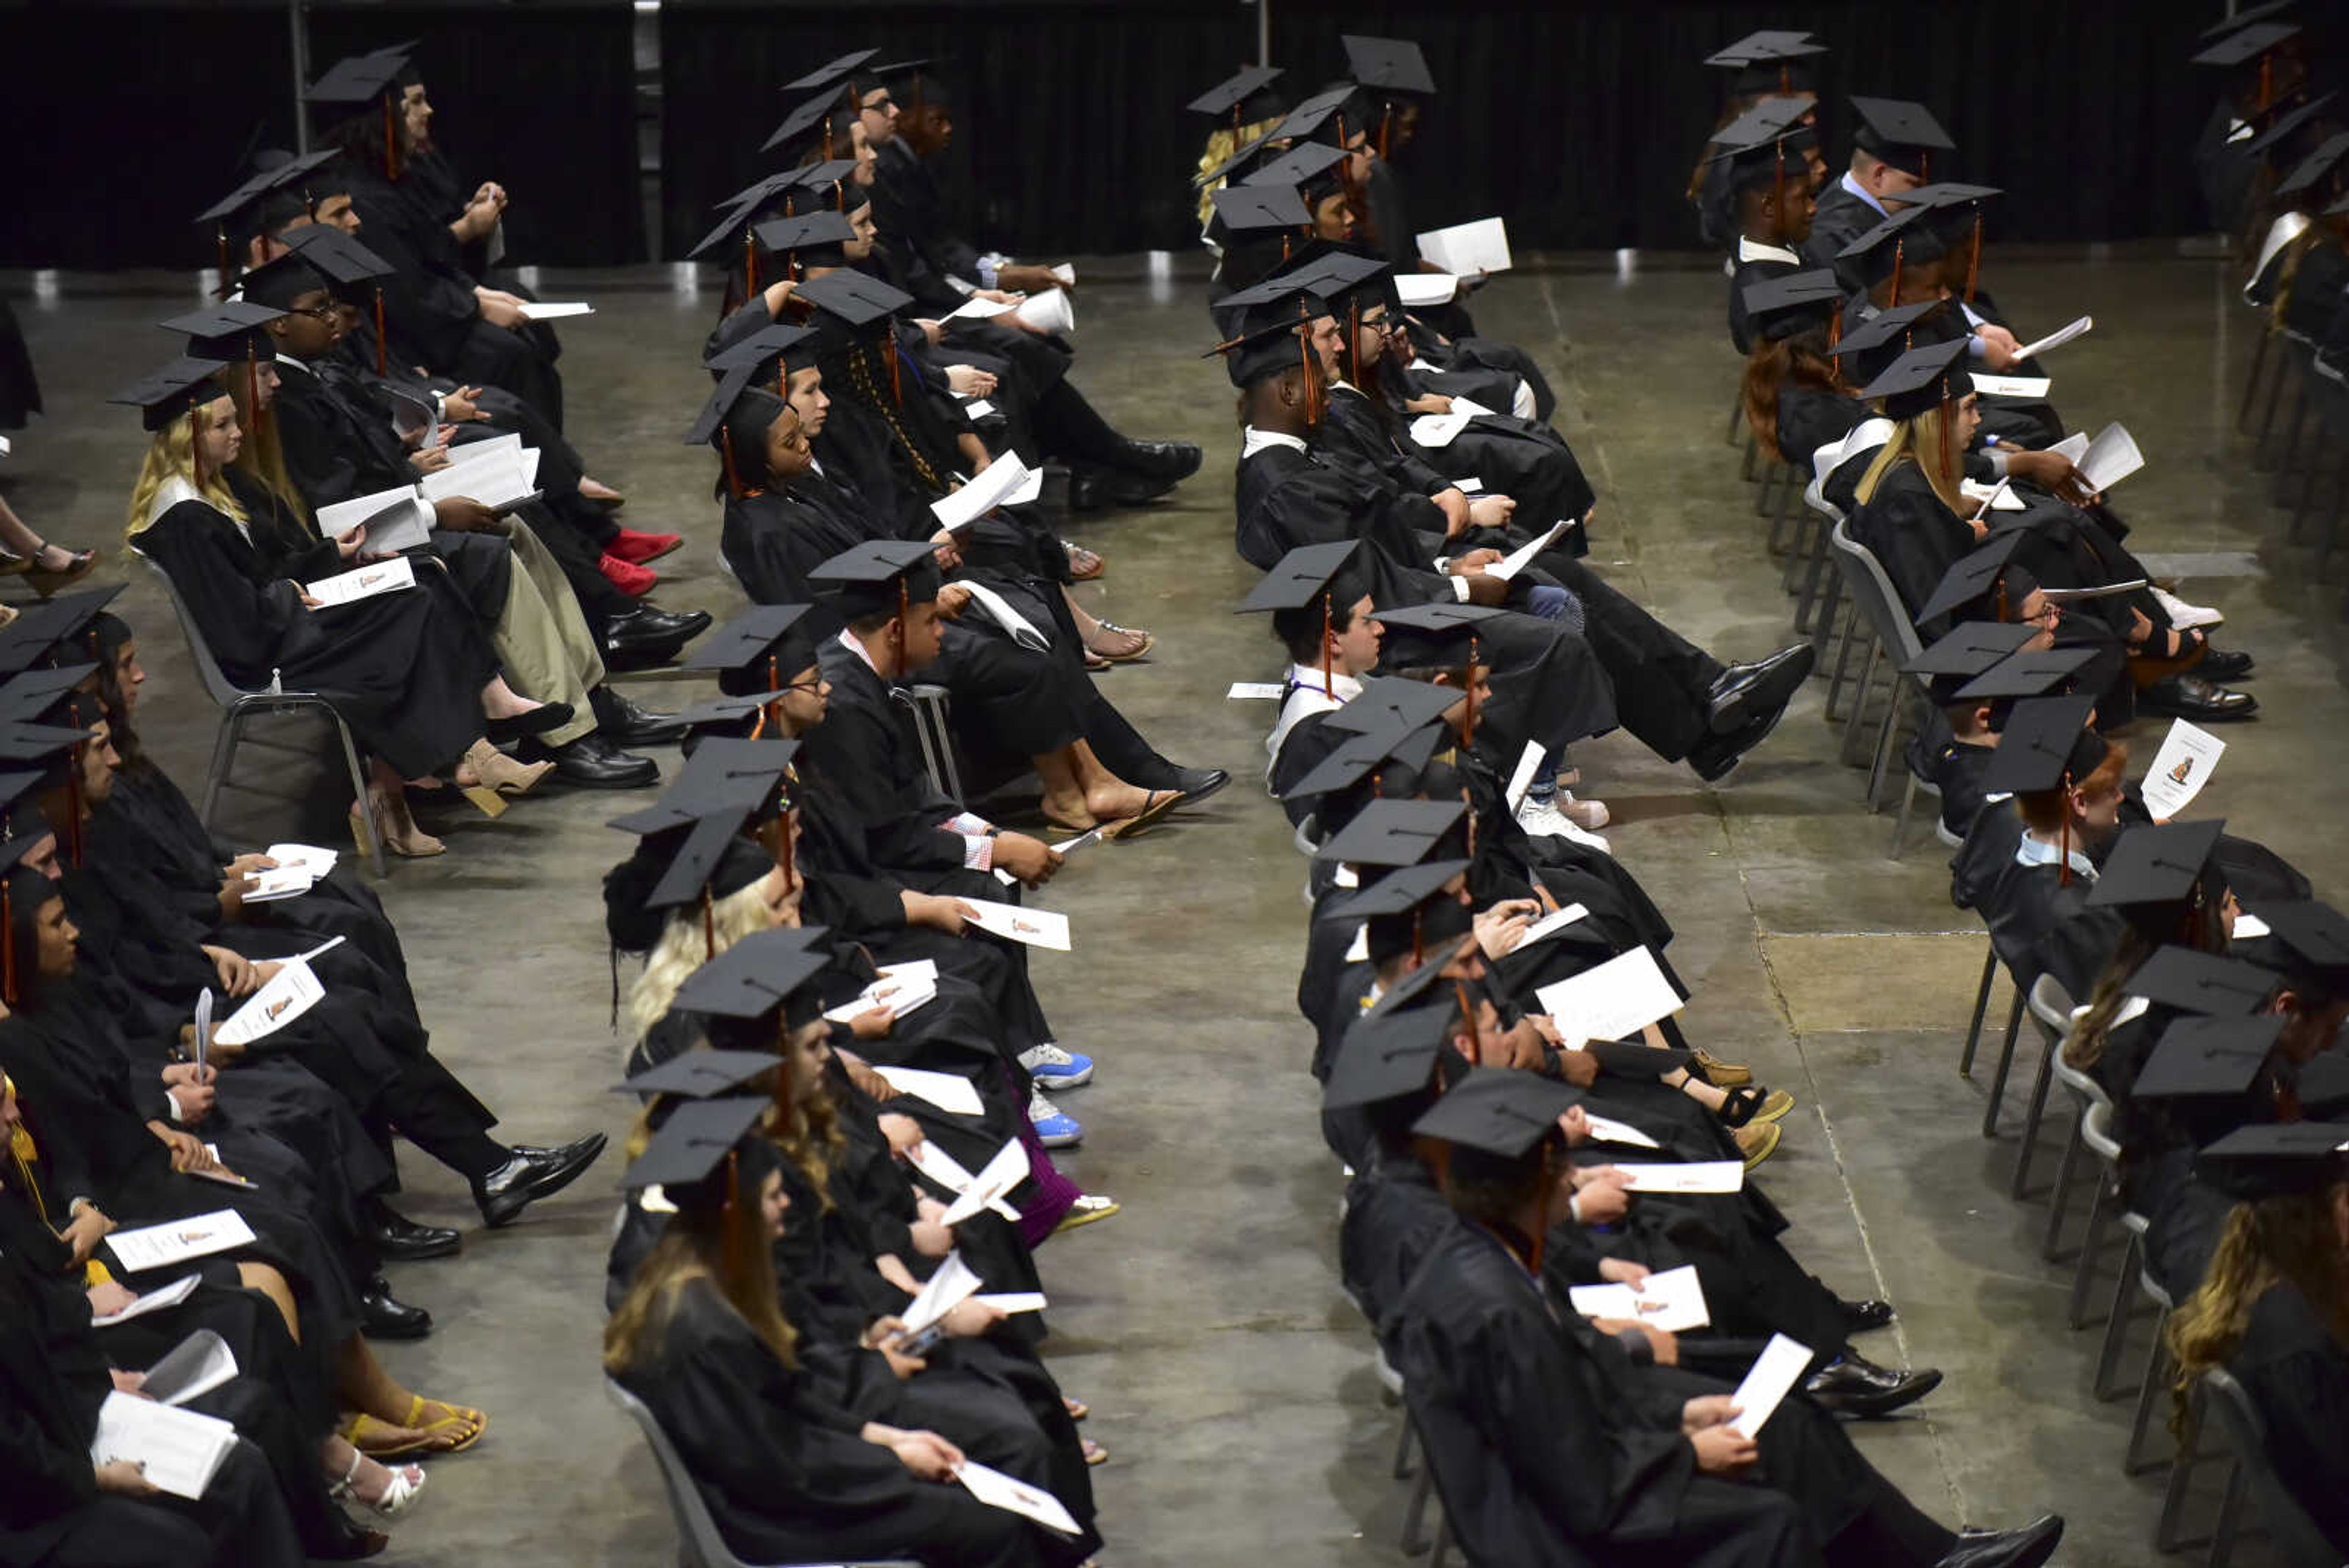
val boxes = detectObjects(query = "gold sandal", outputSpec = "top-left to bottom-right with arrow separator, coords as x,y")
402,1395 -> 488,1454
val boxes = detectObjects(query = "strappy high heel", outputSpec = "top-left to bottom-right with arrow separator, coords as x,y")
352,789 -> 445,859
22,541 -> 98,597
330,1447 -> 425,1517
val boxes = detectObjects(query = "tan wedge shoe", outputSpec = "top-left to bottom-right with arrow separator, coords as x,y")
461,738 -> 555,798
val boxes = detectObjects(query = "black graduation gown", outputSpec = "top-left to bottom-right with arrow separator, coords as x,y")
615,1278 -> 1066,1567
1339,1153 -> 1460,1359
1981,860 -> 2124,1004
134,495 -> 489,778
1800,184 -> 1882,291
0,296 -> 40,430
1395,1216 -> 1893,1568
1728,252 -> 1802,357
2228,1282 -> 2349,1553
1772,382 -> 1867,474
1916,735 -> 1996,839
1849,461 -> 1976,636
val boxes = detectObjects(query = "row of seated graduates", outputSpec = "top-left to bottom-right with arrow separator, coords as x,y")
0,594 -> 616,1564
1222,531 -> 2079,1566
1710,17 -> 2349,1555
1702,23 -> 2267,842
1196,36 -> 1826,844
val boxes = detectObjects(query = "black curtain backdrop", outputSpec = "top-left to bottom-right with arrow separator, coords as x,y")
660,0 -> 2336,261
0,1 -> 640,272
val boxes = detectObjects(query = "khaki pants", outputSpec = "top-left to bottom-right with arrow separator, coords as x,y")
491,519 -> 603,747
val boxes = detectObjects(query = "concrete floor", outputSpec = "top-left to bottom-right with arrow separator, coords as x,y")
6,245 -> 2345,1566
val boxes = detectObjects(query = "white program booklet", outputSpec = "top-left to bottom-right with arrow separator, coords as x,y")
1226,682 -> 1284,700
955,1458 -> 1083,1536
1395,272 -> 1460,307
975,1291 -> 1047,1314
238,866 -> 314,903
874,1066 -> 985,1117
899,1249 -> 984,1337
1533,946 -> 1685,1049
305,557 -> 416,608
941,1137 -> 1031,1226
2139,719 -> 2225,820
518,300 -> 593,321
106,1209 -> 258,1273
1958,478 -> 2026,513
1727,1333 -> 1816,1438
1409,410 -> 1474,448
139,1329 -> 240,1408
2076,422 -> 2145,492
89,1391 -> 239,1500
823,970 -> 937,1025
1417,217 -> 1512,275
1015,289 -> 1073,335
91,1274 -> 201,1328
1613,1160 -> 1746,1194
946,295 -> 1015,321
1568,1264 -> 1710,1332
213,959 -> 324,1049
932,453 -> 1033,534
1967,373 -> 2052,399
1485,517 -> 1576,582
1581,1112 -> 1660,1150
265,843 -> 338,877
958,898 -> 1071,951
1049,262 -> 1076,286
904,1141 -> 1022,1222
2049,429 -> 2090,465
954,581 -> 1050,652
1509,902 -> 1590,954
316,485 -> 432,552
1504,741 -> 1547,812
2011,315 -> 2091,362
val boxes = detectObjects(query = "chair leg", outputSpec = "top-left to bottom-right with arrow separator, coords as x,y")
1839,638 -> 1883,765
328,715 -> 386,879
1753,460 -> 1779,517
1865,682 -> 1907,811
1978,985 -> 2026,1137
1724,389 -> 1743,445
2066,1178 -> 2112,1329
2036,1111 -> 2087,1248
2131,1329 -> 2180,1477
1390,1414 -> 1416,1479
1741,431 -> 1760,481
1399,1464 -> 1435,1556
2234,329 -> 2271,433
198,706 -> 244,834
1889,774 -> 1918,860
1429,1519 -> 1453,1568
1959,946 -> 1997,1077
2010,1032 -> 2060,1200
2208,1459 -> 2247,1568
2156,1387 -> 2204,1547
2091,1232 -> 2143,1399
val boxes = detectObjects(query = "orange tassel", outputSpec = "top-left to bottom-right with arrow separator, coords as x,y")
381,96 -> 398,181
1319,592 -> 1333,696
1889,238 -> 1904,305
888,344 -> 901,406
1964,214 -> 1982,304
1378,104 -> 1392,162
373,289 -> 387,376
702,886 -> 716,959
2058,778 -> 2073,888
719,423 -> 743,499
1463,635 -> 1480,749
745,231 -> 760,299
781,806 -> 796,893
3,884 -> 14,1006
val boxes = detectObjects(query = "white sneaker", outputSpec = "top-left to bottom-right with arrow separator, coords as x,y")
1517,795 -> 1611,855
1019,1042 -> 1094,1089
2151,585 -> 2223,630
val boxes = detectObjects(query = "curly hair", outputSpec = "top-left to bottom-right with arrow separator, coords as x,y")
2164,1184 -> 2349,1441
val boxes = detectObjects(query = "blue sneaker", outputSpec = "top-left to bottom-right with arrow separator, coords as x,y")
1020,1042 -> 1094,1090
1028,1090 -> 1084,1149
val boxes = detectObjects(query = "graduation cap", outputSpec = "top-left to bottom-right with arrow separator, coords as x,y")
281,225 -> 395,290
1206,284 -> 1328,389
1211,182 -> 1315,237
683,362 -> 787,500
2240,91 -> 2336,157
1826,298 -> 1946,361
2244,899 -> 2349,997
1705,29 -> 1827,68
303,46 -> 413,106
194,147 -> 341,226
1189,63 -> 1288,122
683,604 -> 823,699
617,1050 -> 784,1101
794,267 -> 913,338
236,251 -> 333,311
705,323 -> 818,384
1838,205 -> 1947,295
607,738 -> 795,840
808,538 -> 940,622
688,185 -> 790,267
1916,529 -> 2035,626
1977,694 -> 2102,797
642,779 -> 795,918
762,87 -> 855,158
670,926 -> 833,1030
1743,270 -> 1844,343
1342,35 -> 1436,98
0,667 -> 98,726
1902,620 -> 2038,704
1194,130 -> 1283,191
1279,720 -> 1445,803
782,48 -> 878,94
1237,541 -> 1360,615
2124,945 -> 2276,1017
1326,674 -> 1468,738
1243,141 -> 1353,202
1952,644 -> 2099,703
1372,601 -> 1503,670
108,358 -> 234,433
1316,798 -> 1469,868
1849,95 -> 1955,178
1272,83 -> 1375,148
2129,1014 -> 2287,1102
2193,1121 -> 2349,1202
2190,21 -> 2299,69
2087,820 -> 2228,928
1409,1066 -> 1583,1159
752,210 -> 858,275
1321,856 -> 1472,921
1250,243 -> 1396,325
620,1094 -> 773,1197
2275,130 -> 2349,199
2203,0 -> 2295,40
1709,95 -> 1816,159
158,301 -> 281,365
1362,931 -> 1482,1020
1322,1002 -> 1452,1112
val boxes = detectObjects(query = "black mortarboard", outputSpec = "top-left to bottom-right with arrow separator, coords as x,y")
2276,130 -> 2349,199
1827,299 -> 1945,360
1323,857 -> 1472,920
2190,21 -> 2299,69
2124,945 -> 2276,1016
683,362 -> 768,448
303,48 -> 414,106
622,1095 -> 771,1192
0,590 -> 123,679
0,667 -> 97,726
705,323 -> 818,382
1709,95 -> 1815,157
688,185 -> 787,264
158,301 -> 282,364
1278,721 -> 1444,801
2087,820 -> 2228,915
108,359 -> 234,433
236,251 -> 332,311
1326,675 -> 1468,737
1706,29 -> 1827,67
1343,37 -> 1437,97
762,87 -> 855,157
1322,1003 -> 1452,1111
2246,899 -> 2349,995
1372,601 -> 1503,669
2203,1 -> 2295,40
1856,333 -> 1972,422
281,225 -> 395,291
793,268 -> 912,334
1977,694 -> 2102,796
1237,541 -> 1360,614
670,693 -> 790,734
2194,1121 -> 2349,1202
609,738 -> 796,838
1189,64 -> 1288,119
1743,270 -> 1844,341
1360,934 -> 1479,1021
645,793 -> 792,915
1849,96 -> 1956,177
808,538 -> 940,620
195,147 -> 340,225
1249,243 -> 1395,319
2129,1015 -> 2287,1101
1194,130 -> 1283,191
782,48 -> 878,93
1208,286 -> 1327,388
1273,83 -> 1375,147
2240,92 -> 2336,157
1953,644 -> 2099,702
1902,621 -> 2038,705
1211,182 -> 1315,236
1243,141 -> 1353,201
1409,1066 -> 1583,1159
1316,798 -> 1468,869
753,210 -> 858,269
1839,206 -> 1949,293
617,1050 -> 783,1100
669,927 -> 832,1026
1916,529 -> 2036,626
683,604 -> 822,693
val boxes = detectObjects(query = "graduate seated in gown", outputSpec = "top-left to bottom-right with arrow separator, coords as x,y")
2163,1123 -> 2349,1557
1714,100 -> 1822,357
1391,1067 -> 2066,1568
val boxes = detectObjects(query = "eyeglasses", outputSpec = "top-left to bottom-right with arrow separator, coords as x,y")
290,303 -> 340,322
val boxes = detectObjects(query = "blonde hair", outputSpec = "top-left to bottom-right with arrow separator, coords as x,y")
1853,404 -> 1968,516
623,877 -> 781,1047
125,395 -> 246,542
1195,117 -> 1285,230
221,366 -> 316,536
603,1140 -> 800,1376
2165,1184 -> 2349,1440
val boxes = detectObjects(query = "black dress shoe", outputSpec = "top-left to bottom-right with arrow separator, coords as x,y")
473,1132 -> 607,1227
2194,646 -> 2255,680
590,685 -> 688,746
1840,1297 -> 1897,1333
1067,468 -> 1107,513
1934,1514 -> 2063,1568
1100,469 -> 1180,507
365,1202 -> 460,1261
2138,673 -> 2258,722
1801,1353 -> 1942,1417
535,733 -> 659,789
604,604 -> 712,663
1704,643 -> 1816,735
483,701 -> 574,744
1687,700 -> 1790,784
1167,765 -> 1230,801
359,1279 -> 433,1340
1119,439 -> 1203,483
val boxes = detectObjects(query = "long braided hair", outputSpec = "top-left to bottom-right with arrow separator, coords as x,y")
836,338 -> 949,494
